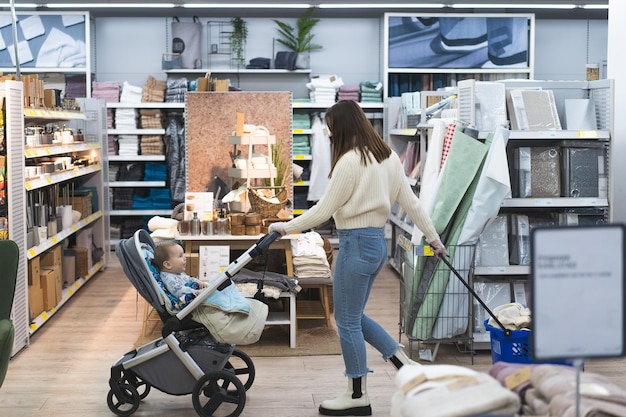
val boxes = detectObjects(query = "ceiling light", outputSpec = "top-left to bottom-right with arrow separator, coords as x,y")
45,3 -> 177,8
582,4 -> 609,9
182,3 -> 312,8
3,3 -> 38,7
318,3 -> 445,8
450,3 -> 577,8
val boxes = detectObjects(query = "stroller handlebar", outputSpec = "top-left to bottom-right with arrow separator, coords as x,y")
249,231 -> 281,258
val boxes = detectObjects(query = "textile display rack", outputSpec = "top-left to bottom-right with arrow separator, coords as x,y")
400,243 -> 512,364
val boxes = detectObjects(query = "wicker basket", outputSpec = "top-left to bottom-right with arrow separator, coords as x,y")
248,188 -> 288,218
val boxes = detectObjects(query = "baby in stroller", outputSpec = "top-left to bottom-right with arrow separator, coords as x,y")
152,241 -> 268,346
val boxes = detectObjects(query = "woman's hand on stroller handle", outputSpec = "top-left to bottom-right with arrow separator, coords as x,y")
428,238 -> 448,258
268,222 -> 287,237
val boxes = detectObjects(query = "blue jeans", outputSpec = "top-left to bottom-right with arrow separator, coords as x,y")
334,227 -> 399,378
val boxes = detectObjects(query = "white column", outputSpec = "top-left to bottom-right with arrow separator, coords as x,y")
607,0 -> 626,223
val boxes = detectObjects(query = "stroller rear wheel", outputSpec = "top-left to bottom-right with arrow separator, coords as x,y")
225,349 -> 255,391
107,383 -> 140,416
192,370 -> 246,417
122,372 -> 151,399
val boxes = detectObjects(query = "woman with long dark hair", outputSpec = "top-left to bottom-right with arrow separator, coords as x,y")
269,100 -> 447,416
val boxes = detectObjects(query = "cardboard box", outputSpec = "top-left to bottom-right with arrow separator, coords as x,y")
41,268 -> 59,310
53,265 -> 63,303
40,245 -> 62,268
184,253 -> 199,277
71,193 -> 93,219
28,284 -> 45,319
28,257 -> 41,287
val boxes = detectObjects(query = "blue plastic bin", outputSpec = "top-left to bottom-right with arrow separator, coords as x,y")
484,319 -> 532,364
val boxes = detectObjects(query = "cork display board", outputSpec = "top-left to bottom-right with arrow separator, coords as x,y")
185,91 -> 293,205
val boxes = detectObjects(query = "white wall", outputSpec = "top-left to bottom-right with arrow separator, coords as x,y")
534,19 -> 608,81
608,0 -> 625,224
94,16 -> 608,96
94,17 -> 382,98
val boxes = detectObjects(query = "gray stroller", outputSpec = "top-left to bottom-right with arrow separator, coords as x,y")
108,229 -> 279,417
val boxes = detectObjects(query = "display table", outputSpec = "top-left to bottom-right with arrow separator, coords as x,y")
176,233 -> 333,333
176,233 -> 299,347
176,233 -> 297,276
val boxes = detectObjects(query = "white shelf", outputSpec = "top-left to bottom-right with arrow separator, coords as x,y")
27,211 -> 104,260
293,180 -> 310,187
109,181 -> 166,187
228,134 -> 276,145
390,128 -> 419,136
292,102 -> 384,110
502,197 -> 608,208
108,155 -> 166,162
293,154 -> 312,161
25,164 -> 102,191
508,130 -> 610,140
24,108 -> 86,121
106,102 -> 185,109
108,128 -> 165,135
25,142 -> 100,158
1,67 -> 87,74
292,128 -> 314,135
265,311 -> 291,325
474,265 -> 531,276
29,259 -> 105,335
387,67 -> 531,75
228,167 -> 277,179
110,209 -> 172,216
166,68 -> 311,75
389,215 -> 414,234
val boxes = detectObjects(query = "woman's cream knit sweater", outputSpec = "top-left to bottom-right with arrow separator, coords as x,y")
283,149 -> 439,244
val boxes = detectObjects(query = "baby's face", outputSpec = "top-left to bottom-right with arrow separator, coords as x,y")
167,244 -> 187,274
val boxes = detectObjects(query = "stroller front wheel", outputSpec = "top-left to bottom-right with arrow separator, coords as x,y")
192,370 -> 246,417
107,383 -> 140,416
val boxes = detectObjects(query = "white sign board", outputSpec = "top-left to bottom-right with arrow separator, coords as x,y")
531,224 -> 625,361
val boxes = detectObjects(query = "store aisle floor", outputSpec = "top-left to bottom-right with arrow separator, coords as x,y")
1,254 -> 625,416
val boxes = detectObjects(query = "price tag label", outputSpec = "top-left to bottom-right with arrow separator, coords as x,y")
293,129 -> 304,134
578,130 -> 598,139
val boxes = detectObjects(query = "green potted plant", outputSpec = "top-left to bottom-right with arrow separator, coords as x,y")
230,17 -> 248,69
273,8 -> 322,69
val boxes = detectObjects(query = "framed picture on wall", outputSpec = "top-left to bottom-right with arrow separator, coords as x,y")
385,13 -> 535,70
0,11 -> 89,70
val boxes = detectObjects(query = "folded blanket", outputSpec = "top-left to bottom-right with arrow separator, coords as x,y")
530,364 -> 626,417
391,364 -> 521,417
192,297 -> 268,345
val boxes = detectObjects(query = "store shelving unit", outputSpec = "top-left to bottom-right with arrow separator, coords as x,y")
3,80 -> 108,355
105,101 -> 184,245
386,90 -> 456,275
291,102 -> 385,217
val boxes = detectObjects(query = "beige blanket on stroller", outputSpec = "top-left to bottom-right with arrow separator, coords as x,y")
191,298 -> 268,345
